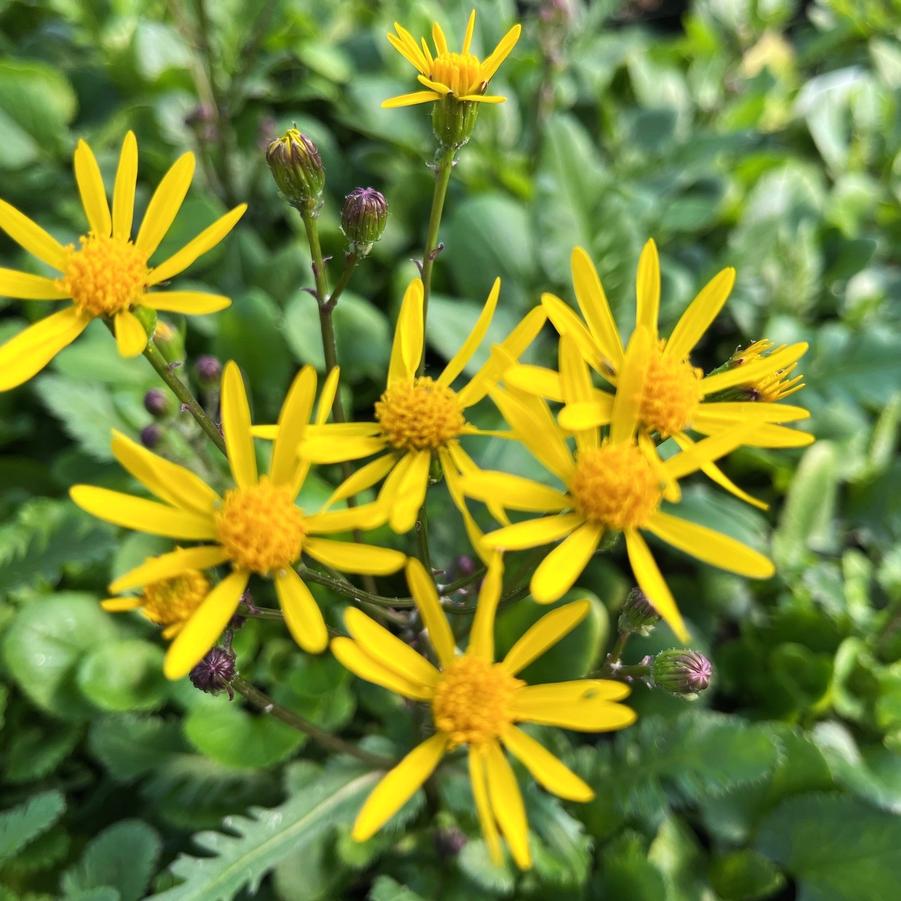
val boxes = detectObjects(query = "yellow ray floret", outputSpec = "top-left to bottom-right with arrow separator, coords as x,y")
0,132 -> 246,390
383,9 -> 521,108
464,328 -> 779,642
70,362 -> 404,679
331,554 -> 635,869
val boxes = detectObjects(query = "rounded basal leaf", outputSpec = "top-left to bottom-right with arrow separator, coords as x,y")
2,593 -> 119,720
710,849 -> 786,901
77,639 -> 168,712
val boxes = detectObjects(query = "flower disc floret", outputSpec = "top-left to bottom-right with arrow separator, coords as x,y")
215,477 -> 305,574
60,235 -> 148,316
432,656 -> 523,748
142,571 -> 209,626
640,345 -> 702,436
570,444 -> 662,530
375,377 -> 465,451
431,52 -> 483,95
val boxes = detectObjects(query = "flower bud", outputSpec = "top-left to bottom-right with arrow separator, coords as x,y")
190,646 -> 236,698
140,424 -> 162,449
153,319 -> 184,363
435,825 -> 467,857
340,187 -> 388,256
194,354 -> 222,387
266,128 -> 325,211
431,97 -> 479,150
651,649 -> 713,697
618,588 -> 661,636
144,388 -> 170,418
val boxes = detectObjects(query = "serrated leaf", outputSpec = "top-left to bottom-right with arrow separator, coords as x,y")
710,849 -> 786,901
368,876 -> 428,901
149,765 -> 380,901
0,824 -> 70,876
4,722 -> 81,783
0,790 -> 66,865
457,839 -> 515,896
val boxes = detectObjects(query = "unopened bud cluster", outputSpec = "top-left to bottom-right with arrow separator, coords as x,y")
341,188 -> 388,256
266,128 -> 325,212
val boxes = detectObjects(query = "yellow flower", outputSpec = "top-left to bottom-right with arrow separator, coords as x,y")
0,132 -> 246,390
255,278 -> 546,557
382,9 -> 521,108
726,339 -> 806,401
70,362 -> 405,679
507,242 -> 814,510
101,569 -> 210,639
464,328 -> 778,641
332,555 -> 635,869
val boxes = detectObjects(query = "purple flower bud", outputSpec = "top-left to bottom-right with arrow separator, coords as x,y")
140,424 -> 162,449
190,646 -> 236,697
435,826 -> 467,857
341,187 -> 388,254
454,555 -> 477,577
144,388 -> 170,418
618,587 -> 661,636
652,649 -> 713,696
194,354 -> 222,386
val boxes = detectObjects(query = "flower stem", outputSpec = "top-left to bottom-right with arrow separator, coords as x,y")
417,146 -> 456,376
231,676 -> 394,768
142,338 -> 227,457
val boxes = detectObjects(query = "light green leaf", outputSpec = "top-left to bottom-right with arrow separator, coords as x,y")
77,639 -> 168,712
0,790 -> 66,865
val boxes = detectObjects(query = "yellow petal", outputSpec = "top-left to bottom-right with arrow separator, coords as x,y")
315,366 -> 340,424
559,334 -> 598,452
417,75 -> 451,94
388,278 -> 424,384
304,502 -> 385,534
462,9 -> 477,54
69,485 -> 216,540
624,529 -> 688,641
558,397 -> 613,432
135,151 -> 195,258
0,307 -> 91,391
431,21 -> 449,55
693,401 -> 810,426
405,557 -> 456,667
0,199 -> 68,270
100,596 -> 143,612
502,725 -> 594,802
326,454 -> 397,506
381,90 -> 440,108
469,747 -> 503,865
440,447 -> 492,563
663,423 -> 756,480
514,679 -> 631,705
456,94 -> 508,104
387,450 -> 430,534
468,553 -> 503,661
112,130 -> 138,241
331,637 -> 434,700
146,204 -> 247,285
480,23 -> 521,82
483,513 -> 582,552
111,429 -> 219,514
114,310 -> 148,357
221,361 -> 257,488
635,238 -> 660,340
345,607 -> 439,687
609,325 -> 652,445
386,31 -> 429,74
352,734 -> 448,841
304,537 -> 404,575
699,342 -> 808,396
729,423 -> 815,448
110,545 -> 228,593
274,568 -> 327,653
438,277 -> 500,387
540,292 -> 604,372
300,433 -> 387,464
501,599 -> 590,675
530,521 -> 603,603
484,741 -> 531,870
510,692 -> 637,732
0,267 -> 69,300
141,291 -> 230,314
462,471 -> 570,512
74,139 -> 111,238
571,246 -> 624,370
163,569 -> 248,679
503,363 -> 564,401
664,267 -> 735,361
271,366 -> 316,490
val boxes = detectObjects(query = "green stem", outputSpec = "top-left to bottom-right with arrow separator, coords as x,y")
326,251 -> 359,312
231,676 -> 394,768
417,146 -> 456,376
415,501 -> 434,574
142,338 -> 227,456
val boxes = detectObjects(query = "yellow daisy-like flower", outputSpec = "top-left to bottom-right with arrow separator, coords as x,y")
332,555 -> 635,869
70,362 -> 405,679
726,339 -> 806,402
507,242 -> 814,510
382,9 -> 521,108
464,328 -> 778,641
0,131 -> 246,390
256,278 -> 545,557
101,569 -> 210,640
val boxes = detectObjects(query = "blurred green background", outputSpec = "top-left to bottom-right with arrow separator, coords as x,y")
1,0 -> 899,898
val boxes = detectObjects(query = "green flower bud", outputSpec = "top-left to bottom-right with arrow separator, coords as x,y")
152,318 -> 185,363
651,649 -> 713,697
341,188 -> 388,256
618,588 -> 661,636
431,97 -> 480,150
266,128 -> 325,211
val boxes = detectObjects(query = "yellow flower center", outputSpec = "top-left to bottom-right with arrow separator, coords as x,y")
60,234 -> 148,317
570,443 -> 662,530
639,344 -> 702,437
375,377 -> 465,451
142,570 -> 209,626
430,52 -> 483,96
432,656 -> 523,748
215,477 -> 305,575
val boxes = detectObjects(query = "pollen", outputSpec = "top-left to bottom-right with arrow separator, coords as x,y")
375,377 -> 466,451
570,443 -> 662,531
142,570 -> 209,626
640,344 -> 702,437
432,656 -> 523,748
430,52 -> 483,96
215,477 -> 305,575
59,234 -> 148,317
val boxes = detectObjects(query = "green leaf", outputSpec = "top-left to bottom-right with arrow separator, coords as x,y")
595,831 -> 666,901
457,839 -> 515,895
77,640 -> 168,712
4,722 -> 81,783
2,593 -> 119,720
710,849 -> 786,901
0,790 -> 66,865
149,764 -> 380,901
368,876 -> 429,901
62,820 -> 161,901
756,793 -> 901,901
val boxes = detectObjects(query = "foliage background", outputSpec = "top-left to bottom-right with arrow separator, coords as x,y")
1,0 -> 899,898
